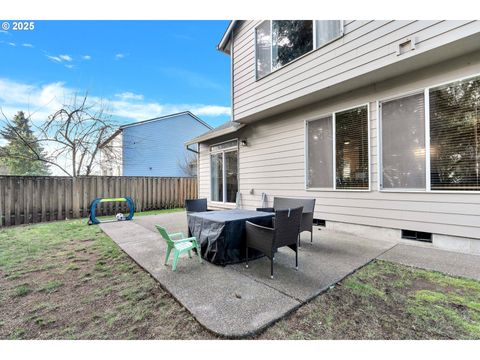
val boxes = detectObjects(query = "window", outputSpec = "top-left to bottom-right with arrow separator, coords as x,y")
307,115 -> 333,188
377,74 -> 480,192
430,76 -> 480,191
335,106 -> 369,189
315,20 -> 343,48
255,20 -> 343,79
272,21 -> 313,70
380,93 -> 426,190
210,140 -> 238,202
255,21 -> 272,79
306,105 -> 369,190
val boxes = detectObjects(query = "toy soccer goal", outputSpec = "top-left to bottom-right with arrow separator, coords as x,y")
88,197 -> 135,225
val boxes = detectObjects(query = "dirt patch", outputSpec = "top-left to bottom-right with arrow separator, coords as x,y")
0,219 -> 215,339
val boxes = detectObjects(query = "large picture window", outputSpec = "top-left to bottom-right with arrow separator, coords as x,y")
306,105 -> 369,190
255,20 -> 343,79
380,93 -> 426,190
430,77 -> 480,191
210,140 -> 238,203
377,75 -> 480,192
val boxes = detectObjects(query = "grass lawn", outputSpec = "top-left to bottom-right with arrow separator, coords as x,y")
1,210 -> 479,339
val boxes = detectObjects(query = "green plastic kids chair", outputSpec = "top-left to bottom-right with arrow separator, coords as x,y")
155,225 -> 202,271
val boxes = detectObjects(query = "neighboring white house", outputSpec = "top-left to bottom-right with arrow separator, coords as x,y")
186,20 -> 480,254
99,130 -> 123,176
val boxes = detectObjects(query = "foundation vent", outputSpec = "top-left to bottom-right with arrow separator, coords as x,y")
314,219 -> 326,227
401,229 -> 432,243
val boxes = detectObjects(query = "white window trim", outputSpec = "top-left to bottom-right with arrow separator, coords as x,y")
377,72 -> 480,194
305,103 -> 371,192
255,20 -> 344,81
210,139 -> 239,204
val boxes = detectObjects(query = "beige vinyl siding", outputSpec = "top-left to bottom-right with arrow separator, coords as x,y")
198,143 -> 210,201
232,20 -> 480,121
199,50 -> 480,239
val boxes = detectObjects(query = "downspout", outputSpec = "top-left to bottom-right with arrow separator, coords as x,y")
186,144 -> 199,154
186,143 -> 200,197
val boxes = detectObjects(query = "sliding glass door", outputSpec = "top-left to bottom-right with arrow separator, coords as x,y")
210,140 -> 238,203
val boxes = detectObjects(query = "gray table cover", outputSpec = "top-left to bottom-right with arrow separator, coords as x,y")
187,209 -> 274,265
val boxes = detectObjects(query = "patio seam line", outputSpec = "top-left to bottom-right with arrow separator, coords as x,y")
230,265 -> 305,303
234,241 -> 399,304
373,242 -> 400,261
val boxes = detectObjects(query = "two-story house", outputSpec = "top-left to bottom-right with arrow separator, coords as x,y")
100,111 -> 212,176
186,20 -> 480,254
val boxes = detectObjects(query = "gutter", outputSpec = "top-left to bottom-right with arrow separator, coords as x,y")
217,20 -> 237,54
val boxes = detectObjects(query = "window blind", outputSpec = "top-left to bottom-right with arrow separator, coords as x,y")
381,93 -> 426,189
429,76 -> 480,190
335,105 -> 369,189
307,116 -> 334,188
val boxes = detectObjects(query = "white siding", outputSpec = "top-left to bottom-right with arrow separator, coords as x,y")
232,20 -> 480,122
199,50 -> 480,240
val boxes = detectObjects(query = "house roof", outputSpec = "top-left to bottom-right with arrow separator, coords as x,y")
185,121 -> 244,146
119,111 -> 212,130
99,111 -> 212,148
217,21 -> 238,54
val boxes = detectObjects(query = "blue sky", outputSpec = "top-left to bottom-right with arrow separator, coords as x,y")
0,20 -> 231,128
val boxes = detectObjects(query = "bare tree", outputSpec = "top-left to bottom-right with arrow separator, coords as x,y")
177,151 -> 198,177
1,93 -> 120,177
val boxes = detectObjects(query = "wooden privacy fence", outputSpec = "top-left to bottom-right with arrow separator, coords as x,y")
0,176 -> 197,227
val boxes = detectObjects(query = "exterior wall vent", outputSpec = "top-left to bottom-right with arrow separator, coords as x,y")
314,219 -> 326,227
397,38 -> 416,55
401,229 -> 432,243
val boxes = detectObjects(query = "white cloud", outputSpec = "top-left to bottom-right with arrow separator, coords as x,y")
82,55 -> 91,60
8,42 -> 16,47
22,43 -> 34,48
115,92 -> 144,101
0,78 -> 230,175
0,78 -> 230,124
59,54 -> 72,62
46,54 -> 72,63
65,64 -> 75,69
115,53 -> 125,60
46,55 -> 62,62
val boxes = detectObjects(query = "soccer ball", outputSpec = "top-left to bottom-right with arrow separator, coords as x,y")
116,213 -> 125,221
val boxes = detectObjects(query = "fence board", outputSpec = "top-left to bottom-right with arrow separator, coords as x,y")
0,176 -> 196,227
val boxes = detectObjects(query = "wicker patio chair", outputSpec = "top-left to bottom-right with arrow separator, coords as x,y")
185,198 -> 208,213
256,197 -> 316,246
245,206 -> 303,279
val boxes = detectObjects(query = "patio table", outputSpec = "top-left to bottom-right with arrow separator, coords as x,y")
187,209 -> 274,265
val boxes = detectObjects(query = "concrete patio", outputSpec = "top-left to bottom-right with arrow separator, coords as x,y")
100,211 -> 480,337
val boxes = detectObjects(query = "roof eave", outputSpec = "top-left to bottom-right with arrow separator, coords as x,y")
185,123 -> 244,146
99,128 -> 122,149
217,20 -> 237,54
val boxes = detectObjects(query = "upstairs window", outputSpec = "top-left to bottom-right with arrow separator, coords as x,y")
272,21 -> 313,70
255,20 -> 343,79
